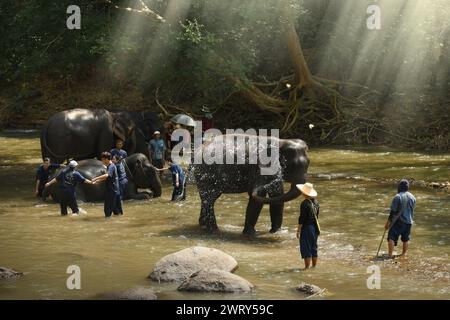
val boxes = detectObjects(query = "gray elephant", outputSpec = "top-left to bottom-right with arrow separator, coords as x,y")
44,153 -> 162,202
41,108 -> 163,163
193,134 -> 310,235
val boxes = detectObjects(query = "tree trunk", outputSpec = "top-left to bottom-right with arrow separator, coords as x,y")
285,24 -> 315,89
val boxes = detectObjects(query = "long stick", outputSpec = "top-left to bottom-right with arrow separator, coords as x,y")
376,207 -> 404,257
375,227 -> 387,258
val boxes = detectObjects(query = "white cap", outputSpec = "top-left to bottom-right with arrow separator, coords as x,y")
154,131 -> 161,135
69,160 -> 78,168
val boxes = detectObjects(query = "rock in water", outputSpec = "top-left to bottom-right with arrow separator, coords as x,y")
99,287 -> 157,300
296,282 -> 323,295
149,246 -> 238,282
178,269 -> 254,293
0,267 -> 23,279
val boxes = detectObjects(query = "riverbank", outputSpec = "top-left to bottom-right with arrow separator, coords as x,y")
1,76 -> 449,151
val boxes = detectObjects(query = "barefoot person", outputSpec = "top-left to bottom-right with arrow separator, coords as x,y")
92,152 -> 123,218
35,158 -> 65,200
385,179 -> 416,258
296,183 -> 320,269
45,160 -> 94,216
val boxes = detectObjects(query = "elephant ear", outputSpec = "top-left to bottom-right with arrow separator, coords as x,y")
113,117 -> 134,142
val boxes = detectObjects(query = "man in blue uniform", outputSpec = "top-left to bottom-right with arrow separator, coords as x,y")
385,179 -> 416,257
158,158 -> 186,201
93,152 -> 123,218
148,131 -> 166,170
35,158 -> 65,199
112,154 -> 128,200
110,139 -> 128,160
45,160 -> 94,215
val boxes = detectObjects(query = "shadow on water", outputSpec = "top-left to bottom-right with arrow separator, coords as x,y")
0,131 -> 40,139
157,224 -> 282,245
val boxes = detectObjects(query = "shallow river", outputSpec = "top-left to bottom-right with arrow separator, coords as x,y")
0,132 -> 449,300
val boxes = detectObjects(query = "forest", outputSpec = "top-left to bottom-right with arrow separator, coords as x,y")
1,0 -> 449,149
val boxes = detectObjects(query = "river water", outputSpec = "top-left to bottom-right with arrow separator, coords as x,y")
0,132 -> 449,300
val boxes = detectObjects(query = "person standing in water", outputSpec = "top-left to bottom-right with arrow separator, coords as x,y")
45,160 -> 94,216
157,158 -> 186,201
296,182 -> 320,269
110,139 -> 128,160
92,152 -> 123,218
112,154 -> 128,200
35,158 -> 65,199
148,131 -> 166,170
385,179 -> 416,258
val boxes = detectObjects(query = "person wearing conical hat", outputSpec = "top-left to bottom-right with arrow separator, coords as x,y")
296,182 -> 320,269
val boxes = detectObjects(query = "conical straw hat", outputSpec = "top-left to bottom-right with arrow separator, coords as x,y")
295,182 -> 317,197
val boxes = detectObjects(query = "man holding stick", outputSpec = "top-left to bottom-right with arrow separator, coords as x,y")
384,179 -> 416,258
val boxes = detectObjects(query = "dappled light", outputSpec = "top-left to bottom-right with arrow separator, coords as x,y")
0,0 -> 449,302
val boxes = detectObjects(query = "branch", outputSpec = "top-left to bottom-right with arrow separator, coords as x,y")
105,0 -> 165,23
155,87 -> 171,116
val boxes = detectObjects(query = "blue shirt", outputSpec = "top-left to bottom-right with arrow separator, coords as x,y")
56,168 -> 86,193
168,164 -> 185,186
149,139 -> 165,160
106,163 -> 120,194
116,161 -> 127,182
390,191 -> 416,224
36,164 -> 61,182
110,148 -> 128,160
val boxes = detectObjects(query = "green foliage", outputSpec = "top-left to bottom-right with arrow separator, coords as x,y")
1,0 -> 448,115
0,0 -> 307,107
0,0 -> 114,83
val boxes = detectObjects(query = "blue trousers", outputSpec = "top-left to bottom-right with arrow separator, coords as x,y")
119,178 -> 128,200
171,181 -> 186,201
104,190 -> 123,217
388,220 -> 412,246
60,190 -> 78,215
300,224 -> 318,258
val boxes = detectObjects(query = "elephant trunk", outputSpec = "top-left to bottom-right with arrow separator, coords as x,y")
253,183 -> 301,204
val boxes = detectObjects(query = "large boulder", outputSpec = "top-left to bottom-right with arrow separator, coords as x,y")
0,267 -> 23,279
178,269 -> 254,293
149,246 -> 238,282
98,287 -> 157,300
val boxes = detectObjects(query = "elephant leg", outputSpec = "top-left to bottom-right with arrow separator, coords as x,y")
126,182 -> 152,200
97,131 -> 113,158
269,203 -> 284,233
199,206 -> 207,227
268,181 -> 284,233
243,189 -> 267,236
199,188 -> 221,232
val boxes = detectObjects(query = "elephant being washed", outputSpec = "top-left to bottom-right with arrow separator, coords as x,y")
193,134 -> 310,235
41,108 -> 163,163
44,153 -> 162,202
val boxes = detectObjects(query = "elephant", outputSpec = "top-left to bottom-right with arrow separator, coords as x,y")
40,108 -> 163,163
43,153 -> 162,202
192,134 -> 310,235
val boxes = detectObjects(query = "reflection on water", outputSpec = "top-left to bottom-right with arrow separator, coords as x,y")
0,132 -> 449,299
